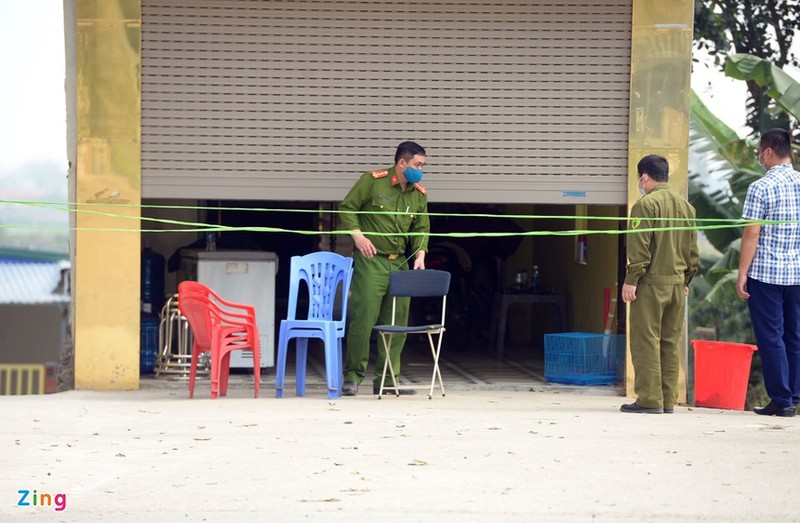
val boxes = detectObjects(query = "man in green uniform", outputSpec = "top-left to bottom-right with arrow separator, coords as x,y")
340,141 -> 430,396
621,155 -> 699,414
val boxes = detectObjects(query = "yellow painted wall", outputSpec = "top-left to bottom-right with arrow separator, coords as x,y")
72,0 -> 142,389
501,204 -> 622,349
626,0 -> 694,400
532,205 -> 622,335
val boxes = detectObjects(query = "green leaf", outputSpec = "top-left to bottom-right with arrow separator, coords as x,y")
687,178 -> 741,252
690,90 -> 761,180
690,90 -> 741,152
703,270 -> 740,307
725,53 -> 800,122
709,238 -> 741,271
688,90 -> 759,252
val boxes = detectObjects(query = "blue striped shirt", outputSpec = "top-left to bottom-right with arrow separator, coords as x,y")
741,163 -> 800,285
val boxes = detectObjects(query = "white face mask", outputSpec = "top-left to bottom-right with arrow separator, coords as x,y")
638,176 -> 647,196
757,150 -> 767,171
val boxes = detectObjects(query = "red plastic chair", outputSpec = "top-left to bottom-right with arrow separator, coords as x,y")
178,281 -> 261,399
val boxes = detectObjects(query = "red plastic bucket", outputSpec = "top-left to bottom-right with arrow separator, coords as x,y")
691,340 -> 757,410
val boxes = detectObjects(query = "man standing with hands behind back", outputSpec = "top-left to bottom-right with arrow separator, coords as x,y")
339,141 -> 430,396
737,128 -> 800,417
621,155 -> 699,414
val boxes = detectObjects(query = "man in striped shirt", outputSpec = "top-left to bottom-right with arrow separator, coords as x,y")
737,128 -> 800,418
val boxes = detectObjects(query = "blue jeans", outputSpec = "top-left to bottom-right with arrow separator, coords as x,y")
747,278 -> 800,408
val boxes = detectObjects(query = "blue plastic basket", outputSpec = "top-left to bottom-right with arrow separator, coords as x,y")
544,332 -> 624,385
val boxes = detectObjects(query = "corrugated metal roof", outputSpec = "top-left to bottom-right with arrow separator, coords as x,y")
0,260 -> 71,305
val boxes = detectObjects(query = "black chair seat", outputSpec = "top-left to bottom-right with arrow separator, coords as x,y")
373,324 -> 443,334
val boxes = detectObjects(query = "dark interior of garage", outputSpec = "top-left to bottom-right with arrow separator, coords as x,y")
142,199 -> 627,389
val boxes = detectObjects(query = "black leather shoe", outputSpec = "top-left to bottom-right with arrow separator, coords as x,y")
620,402 -> 663,414
754,401 -> 796,417
663,406 -> 674,414
342,381 -> 358,396
374,385 -> 417,396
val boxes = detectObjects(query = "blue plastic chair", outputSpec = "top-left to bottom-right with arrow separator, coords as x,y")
276,252 -> 354,399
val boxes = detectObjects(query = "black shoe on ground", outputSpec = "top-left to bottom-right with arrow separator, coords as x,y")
620,402 -> 663,414
373,385 -> 417,396
663,406 -> 674,414
754,401 -> 796,417
342,381 -> 358,396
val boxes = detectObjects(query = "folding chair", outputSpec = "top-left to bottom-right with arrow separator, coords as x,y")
373,269 -> 450,399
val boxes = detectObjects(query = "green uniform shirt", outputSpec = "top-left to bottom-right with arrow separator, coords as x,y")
626,183 -> 699,287
339,166 -> 430,255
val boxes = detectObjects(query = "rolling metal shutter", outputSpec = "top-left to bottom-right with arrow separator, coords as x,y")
141,0 -> 631,204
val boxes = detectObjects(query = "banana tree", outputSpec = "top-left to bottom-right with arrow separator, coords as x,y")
725,53 -> 800,124
687,93 -> 752,339
725,52 -> 800,161
688,90 -> 760,253
690,53 -> 800,249
689,54 -> 800,321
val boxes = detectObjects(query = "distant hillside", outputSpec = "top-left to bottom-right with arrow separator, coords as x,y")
0,160 -> 69,254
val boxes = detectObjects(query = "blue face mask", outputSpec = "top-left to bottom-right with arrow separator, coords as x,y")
404,166 -> 424,184
638,177 -> 647,196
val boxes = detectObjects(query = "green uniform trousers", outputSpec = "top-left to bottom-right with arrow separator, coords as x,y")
343,252 -> 409,386
629,283 -> 685,410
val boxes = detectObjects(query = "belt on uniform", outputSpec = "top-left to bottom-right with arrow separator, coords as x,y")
376,253 -> 402,260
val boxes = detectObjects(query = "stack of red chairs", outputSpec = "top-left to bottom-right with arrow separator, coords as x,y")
177,281 -> 261,399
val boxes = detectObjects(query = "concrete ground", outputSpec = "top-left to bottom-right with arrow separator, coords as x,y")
2,380 -> 798,522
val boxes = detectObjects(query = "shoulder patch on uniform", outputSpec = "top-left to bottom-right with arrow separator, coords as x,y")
413,182 -> 427,195
371,170 -> 389,179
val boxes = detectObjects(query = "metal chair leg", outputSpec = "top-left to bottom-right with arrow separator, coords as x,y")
378,332 -> 400,398
428,332 -> 446,399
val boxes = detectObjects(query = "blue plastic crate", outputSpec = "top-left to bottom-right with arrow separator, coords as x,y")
544,332 -> 624,385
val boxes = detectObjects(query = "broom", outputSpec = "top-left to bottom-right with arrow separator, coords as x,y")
602,282 -> 618,359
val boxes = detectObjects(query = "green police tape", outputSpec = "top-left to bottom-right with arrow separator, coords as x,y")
0,198 -> 793,236
0,198 -> 756,222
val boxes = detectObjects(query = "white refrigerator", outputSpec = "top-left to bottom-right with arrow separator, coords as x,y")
182,250 -> 278,368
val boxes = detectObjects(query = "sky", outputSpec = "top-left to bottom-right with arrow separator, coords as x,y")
691,56 -> 749,136
0,1 -> 66,173
0,0 -> 67,251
